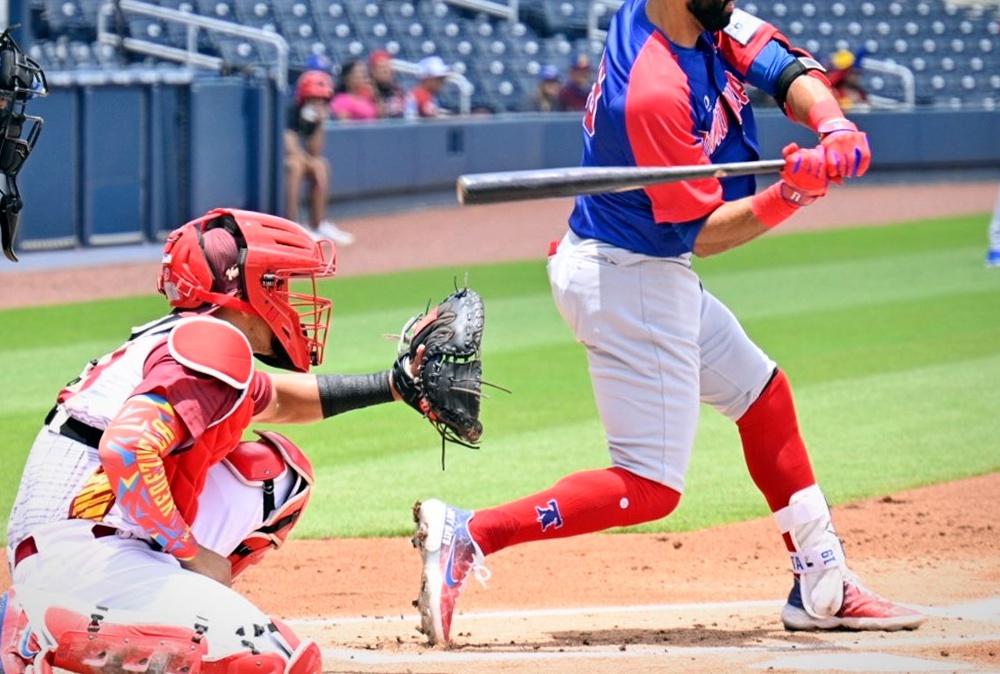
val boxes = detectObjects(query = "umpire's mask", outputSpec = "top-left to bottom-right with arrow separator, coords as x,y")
0,26 -> 47,262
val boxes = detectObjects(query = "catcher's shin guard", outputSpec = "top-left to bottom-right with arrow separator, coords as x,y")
774,484 -> 846,618
41,606 -> 208,674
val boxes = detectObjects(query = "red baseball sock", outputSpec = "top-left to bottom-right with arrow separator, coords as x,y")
737,369 -> 817,514
468,466 -> 681,556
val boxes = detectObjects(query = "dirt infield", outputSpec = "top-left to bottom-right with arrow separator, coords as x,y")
2,180 -> 999,673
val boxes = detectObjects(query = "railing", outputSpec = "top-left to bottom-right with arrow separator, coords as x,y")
97,0 -> 290,90
443,0 -> 519,22
860,57 -> 916,110
391,58 -> 475,116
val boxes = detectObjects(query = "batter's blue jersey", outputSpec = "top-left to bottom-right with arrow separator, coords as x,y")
569,0 -> 804,257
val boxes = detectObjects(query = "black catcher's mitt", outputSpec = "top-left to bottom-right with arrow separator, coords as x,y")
393,287 -> 486,462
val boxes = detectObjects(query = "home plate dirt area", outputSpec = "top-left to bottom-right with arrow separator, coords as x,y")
229,472 -> 1000,674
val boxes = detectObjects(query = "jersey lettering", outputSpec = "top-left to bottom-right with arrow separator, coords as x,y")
699,71 -> 750,156
582,52 -> 607,137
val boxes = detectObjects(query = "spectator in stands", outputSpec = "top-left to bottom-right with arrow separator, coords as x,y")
986,187 -> 1000,267
558,53 -> 594,112
405,56 -> 452,119
828,49 -> 870,112
331,60 -> 379,122
521,64 -> 564,112
369,50 -> 406,119
285,70 -> 355,245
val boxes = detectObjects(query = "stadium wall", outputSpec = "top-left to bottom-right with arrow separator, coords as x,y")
14,78 -> 1000,253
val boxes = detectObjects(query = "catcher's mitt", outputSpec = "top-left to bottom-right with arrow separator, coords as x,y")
392,287 -> 487,465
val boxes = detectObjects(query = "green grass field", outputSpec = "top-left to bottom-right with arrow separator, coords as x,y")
2,214 -> 998,542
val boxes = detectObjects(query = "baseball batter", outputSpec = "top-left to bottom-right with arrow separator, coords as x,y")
412,0 -> 926,645
0,209 -> 432,674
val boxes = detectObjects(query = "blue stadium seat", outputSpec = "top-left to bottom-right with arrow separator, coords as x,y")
215,37 -> 260,67
42,0 -> 87,36
233,0 -> 276,30
316,15 -> 354,42
195,0 -> 234,21
279,16 -> 318,43
474,71 -> 523,113
310,0 -> 347,22
127,17 -> 176,47
272,0 -> 310,22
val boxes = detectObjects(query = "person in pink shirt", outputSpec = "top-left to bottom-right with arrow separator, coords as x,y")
330,60 -> 379,122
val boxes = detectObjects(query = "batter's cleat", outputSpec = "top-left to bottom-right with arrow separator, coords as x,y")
986,249 -> 1000,268
0,588 -> 40,674
781,574 -> 925,631
411,499 -> 490,646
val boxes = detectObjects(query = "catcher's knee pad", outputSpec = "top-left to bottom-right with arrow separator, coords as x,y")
774,484 -> 846,618
41,606 -> 208,674
223,430 -> 314,578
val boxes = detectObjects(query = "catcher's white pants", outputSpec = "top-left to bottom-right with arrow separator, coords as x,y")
547,230 -> 775,493
11,431 -> 298,662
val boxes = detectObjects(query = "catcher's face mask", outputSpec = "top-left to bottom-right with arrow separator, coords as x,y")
0,27 -> 47,262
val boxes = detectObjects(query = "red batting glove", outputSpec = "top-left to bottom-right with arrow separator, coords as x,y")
751,143 -> 829,228
779,142 -> 828,206
809,100 -> 871,182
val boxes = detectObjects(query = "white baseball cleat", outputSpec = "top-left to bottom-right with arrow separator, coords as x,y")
411,499 -> 490,645
317,220 -> 355,246
781,574 -> 926,631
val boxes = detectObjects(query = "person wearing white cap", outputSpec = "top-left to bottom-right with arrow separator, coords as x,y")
405,55 -> 451,118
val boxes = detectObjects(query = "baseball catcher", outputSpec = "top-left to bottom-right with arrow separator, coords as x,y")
392,286 -> 488,467
0,26 -> 47,262
1,209 -> 492,674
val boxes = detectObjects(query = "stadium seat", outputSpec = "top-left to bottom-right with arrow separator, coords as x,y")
194,0 -> 234,20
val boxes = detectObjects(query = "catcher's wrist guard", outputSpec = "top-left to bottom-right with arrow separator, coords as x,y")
316,371 -> 393,418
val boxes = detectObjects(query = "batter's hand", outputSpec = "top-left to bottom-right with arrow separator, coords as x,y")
817,118 -> 871,182
181,544 -> 233,587
779,143 -> 828,207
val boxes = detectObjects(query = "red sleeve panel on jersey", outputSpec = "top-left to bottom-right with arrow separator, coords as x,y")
716,10 -> 779,75
249,370 -> 273,416
625,33 -> 723,224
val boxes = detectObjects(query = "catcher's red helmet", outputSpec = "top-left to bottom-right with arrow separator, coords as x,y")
158,209 -> 336,372
295,70 -> 333,106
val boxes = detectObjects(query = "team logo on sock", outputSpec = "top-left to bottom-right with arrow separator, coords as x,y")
535,499 -> 563,531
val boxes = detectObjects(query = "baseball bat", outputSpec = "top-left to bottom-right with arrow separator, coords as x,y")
456,159 -> 786,205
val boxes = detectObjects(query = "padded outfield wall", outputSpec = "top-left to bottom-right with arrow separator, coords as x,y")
14,75 -> 1000,253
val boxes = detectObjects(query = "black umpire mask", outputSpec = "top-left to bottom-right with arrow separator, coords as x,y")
0,27 -> 47,262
